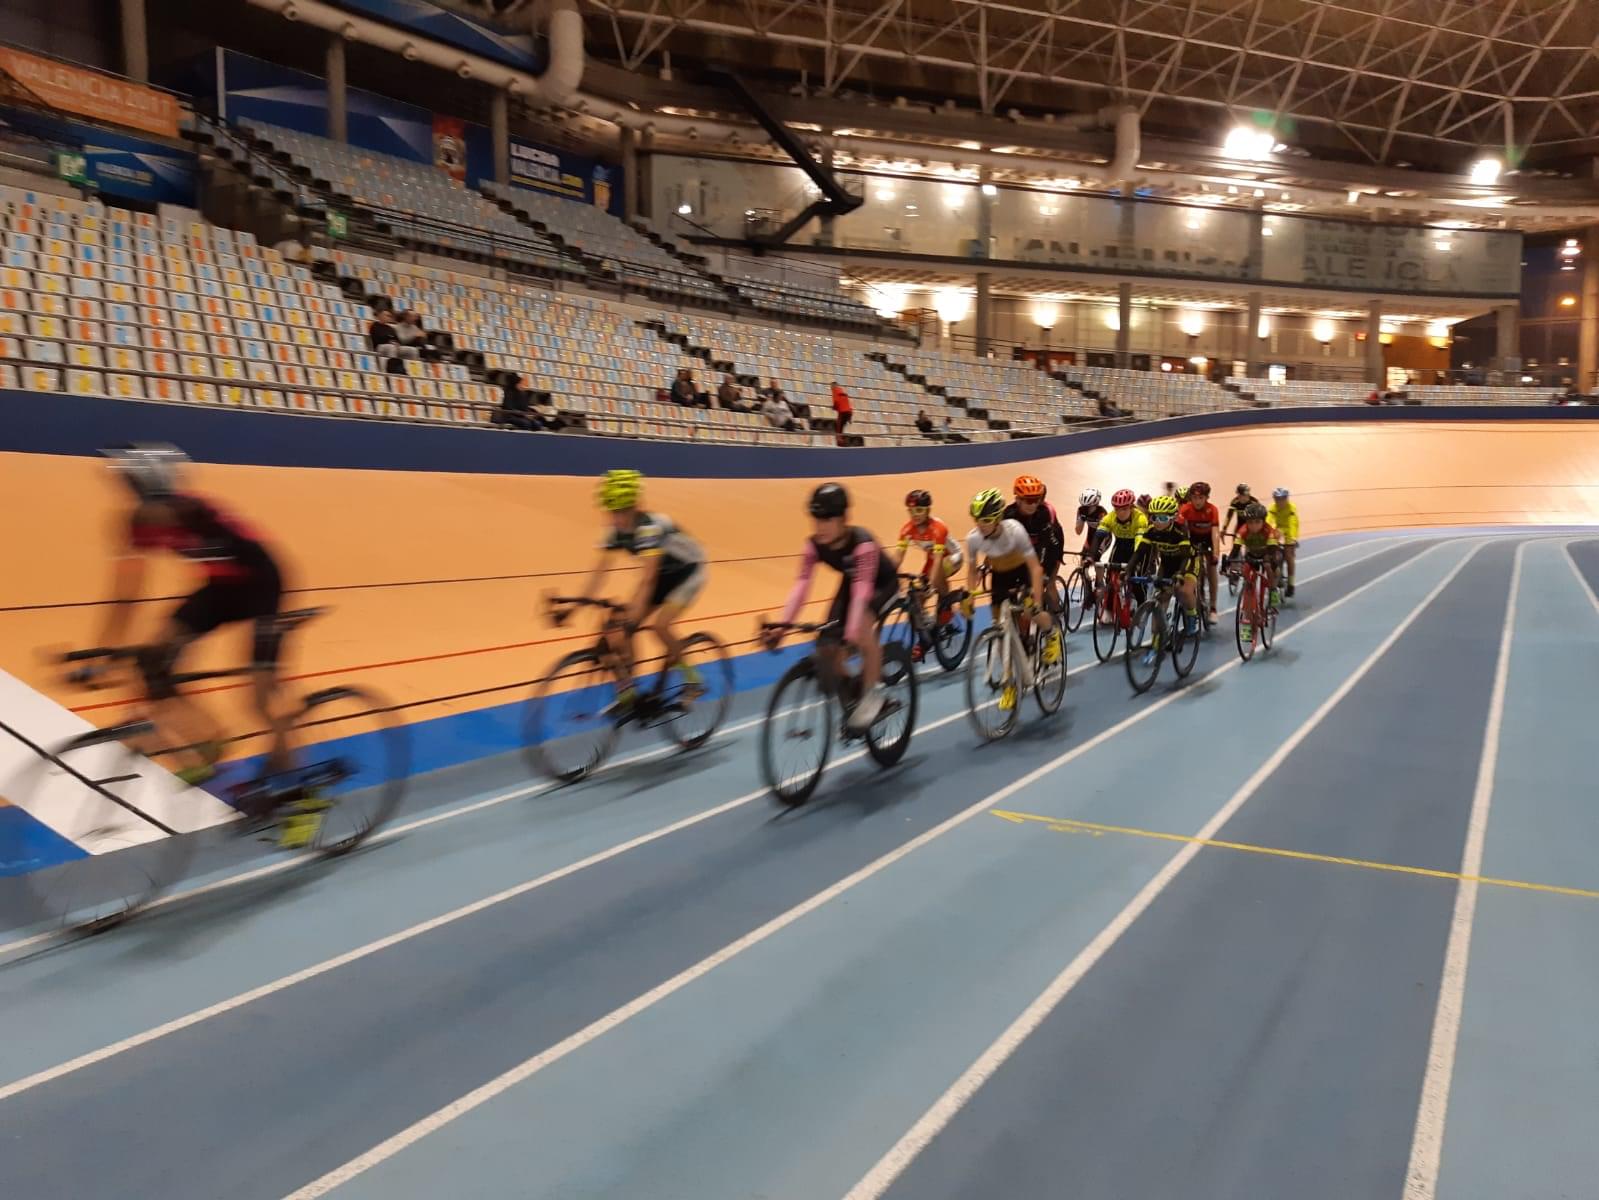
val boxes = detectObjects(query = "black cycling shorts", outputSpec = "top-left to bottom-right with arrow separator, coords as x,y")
172,566 -> 285,667
1155,552 -> 1196,581
990,565 -> 1032,614
827,578 -> 897,633
1108,540 -> 1137,567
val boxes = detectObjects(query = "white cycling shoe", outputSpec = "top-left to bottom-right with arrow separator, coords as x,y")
847,686 -> 886,733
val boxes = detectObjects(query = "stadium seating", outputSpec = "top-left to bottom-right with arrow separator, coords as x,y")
1401,383 -> 1564,403
1070,366 -> 1247,419
881,346 -> 1098,431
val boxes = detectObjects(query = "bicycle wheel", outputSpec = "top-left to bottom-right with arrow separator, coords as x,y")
866,642 -> 918,766
965,627 -> 1018,741
525,649 -> 622,784
880,597 -> 919,661
1260,588 -> 1278,650
1091,589 -> 1121,662
1195,568 -> 1215,630
290,685 -> 408,854
1063,567 -> 1090,633
1124,600 -> 1163,694
1033,626 -> 1068,716
1046,573 -> 1069,620
1171,595 -> 1200,678
653,631 -> 734,751
1235,586 -> 1258,662
12,723 -> 194,933
760,657 -> 832,805
930,599 -> 973,671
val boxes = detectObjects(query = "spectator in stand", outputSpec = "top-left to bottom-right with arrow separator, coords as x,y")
1365,388 -> 1384,406
762,390 -> 798,431
394,309 -> 457,362
762,379 -> 805,426
831,380 -> 853,445
368,307 -> 418,375
717,374 -> 750,412
671,368 -> 707,408
915,409 -> 934,435
495,374 -> 539,430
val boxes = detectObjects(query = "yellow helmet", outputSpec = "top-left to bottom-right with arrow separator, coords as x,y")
1148,494 -> 1180,518
597,469 -> 643,511
970,488 -> 1006,521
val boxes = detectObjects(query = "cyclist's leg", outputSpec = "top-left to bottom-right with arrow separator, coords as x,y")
649,567 -> 707,692
1283,541 -> 1298,595
140,585 -> 234,780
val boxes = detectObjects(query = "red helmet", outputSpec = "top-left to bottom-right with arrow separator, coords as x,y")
1111,488 -> 1135,508
905,489 -> 932,508
1013,474 -> 1046,500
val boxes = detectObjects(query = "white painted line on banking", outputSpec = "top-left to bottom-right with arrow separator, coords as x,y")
280,538 -> 1470,1198
0,533 -> 1407,962
843,537 -> 1491,1200
1400,541 -> 1521,1199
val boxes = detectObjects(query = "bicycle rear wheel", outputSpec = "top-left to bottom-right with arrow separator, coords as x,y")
291,685 -> 408,854
654,631 -> 734,751
1260,588 -> 1278,650
760,657 -> 832,805
965,627 -> 1018,741
1091,589 -> 1121,662
1171,596 -> 1200,678
1124,600 -> 1163,694
525,649 -> 622,784
1033,627 -> 1068,716
930,597 -> 973,671
880,598 -> 919,661
866,642 -> 917,766
13,724 -> 193,934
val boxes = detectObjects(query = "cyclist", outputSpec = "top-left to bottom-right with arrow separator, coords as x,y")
961,488 -> 1058,711
1134,495 -> 1201,634
1003,475 -> 1065,609
1098,488 -> 1149,602
1269,486 -> 1300,598
1222,482 -> 1258,550
1179,480 -> 1222,621
580,469 -> 707,712
1236,500 -> 1285,643
1074,486 -> 1110,592
1135,492 -> 1152,516
766,482 -> 897,731
92,444 -> 303,818
890,488 -> 963,627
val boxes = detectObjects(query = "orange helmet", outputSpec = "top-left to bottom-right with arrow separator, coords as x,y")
1013,474 -> 1046,500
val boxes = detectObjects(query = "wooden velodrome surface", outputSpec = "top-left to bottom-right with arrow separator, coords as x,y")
2,418 -> 1595,751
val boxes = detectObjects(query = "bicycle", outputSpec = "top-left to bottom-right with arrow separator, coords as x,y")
1059,549 -> 1101,633
1091,563 -> 1137,663
1233,556 -> 1280,661
757,620 -> 917,806
881,571 -> 972,671
525,596 -> 733,783
1124,575 -> 1201,694
965,585 -> 1067,741
15,608 -> 407,933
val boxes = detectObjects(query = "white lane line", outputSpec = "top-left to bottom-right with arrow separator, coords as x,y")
0,534 -> 1409,961
0,535 -> 1429,1101
1400,541 -> 1522,1199
280,538 -> 1470,1199
843,538 -> 1492,1200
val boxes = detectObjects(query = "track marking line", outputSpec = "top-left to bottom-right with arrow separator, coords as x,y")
1401,540 -> 1521,1199
988,802 -> 1599,902
842,538 -> 1490,1200
277,539 -> 1467,1198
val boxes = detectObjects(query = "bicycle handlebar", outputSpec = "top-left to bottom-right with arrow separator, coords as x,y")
758,619 -> 841,636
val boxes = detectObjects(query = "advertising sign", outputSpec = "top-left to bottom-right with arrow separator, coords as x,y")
0,46 -> 181,139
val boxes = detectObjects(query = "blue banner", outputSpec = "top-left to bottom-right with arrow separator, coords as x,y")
328,0 -> 541,71
510,137 -> 623,216
0,107 -> 195,206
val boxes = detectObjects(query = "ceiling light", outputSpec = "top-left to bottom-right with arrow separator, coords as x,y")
875,185 -> 895,202
676,202 -> 692,215
1030,299 -> 1059,330
1346,190 -> 1361,205
1257,314 -> 1271,339
1559,295 -> 1578,307
980,183 -> 998,197
1262,227 -> 1273,236
1312,318 -> 1336,344
1223,126 -> 1276,161
1469,156 -> 1502,185
1178,310 -> 1205,337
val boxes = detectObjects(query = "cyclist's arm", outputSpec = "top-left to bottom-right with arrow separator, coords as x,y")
1074,513 -> 1087,536
777,541 -> 818,627
97,519 -> 148,648
1025,551 -> 1046,613
577,547 -> 613,610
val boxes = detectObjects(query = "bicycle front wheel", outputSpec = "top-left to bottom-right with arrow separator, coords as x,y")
760,657 -> 832,805
1124,600 -> 1163,694
655,631 -> 733,751
1236,588 -> 1258,662
1033,627 -> 1068,716
1063,567 -> 1090,633
1091,591 -> 1121,662
866,642 -> 917,766
1171,597 -> 1200,679
930,598 -> 972,671
880,598 -> 919,661
525,649 -> 622,784
292,685 -> 408,854
965,627 -> 1018,741
1259,587 -> 1278,650
13,724 -> 194,934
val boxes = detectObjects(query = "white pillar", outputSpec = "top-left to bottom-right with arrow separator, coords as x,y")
120,0 -> 149,82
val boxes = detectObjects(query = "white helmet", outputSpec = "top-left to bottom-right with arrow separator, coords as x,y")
103,442 -> 188,499
1272,486 -> 1290,501
1079,487 -> 1101,507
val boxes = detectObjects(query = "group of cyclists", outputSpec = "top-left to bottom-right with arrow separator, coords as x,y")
81,444 -> 1301,842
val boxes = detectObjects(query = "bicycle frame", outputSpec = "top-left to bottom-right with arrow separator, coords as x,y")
992,595 -> 1037,692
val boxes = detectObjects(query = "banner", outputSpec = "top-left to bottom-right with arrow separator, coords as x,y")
0,46 -> 180,140
328,0 -> 540,71
0,107 -> 195,205
509,138 -> 624,215
432,114 -> 467,183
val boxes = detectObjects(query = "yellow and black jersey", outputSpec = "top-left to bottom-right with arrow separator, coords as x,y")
1098,509 -> 1148,542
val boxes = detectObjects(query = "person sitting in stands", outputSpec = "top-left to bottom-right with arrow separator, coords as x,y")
368,307 -> 418,376
916,409 -> 934,435
671,368 -> 707,408
762,390 -> 798,431
717,374 -> 750,412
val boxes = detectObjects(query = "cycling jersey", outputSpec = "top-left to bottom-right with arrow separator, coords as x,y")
1237,520 -> 1281,555
1268,501 -> 1300,543
1134,522 -> 1194,578
1179,501 -> 1220,544
1098,509 -> 1149,542
780,526 -> 897,643
967,518 -> 1037,572
1003,501 -> 1065,574
898,516 -> 962,563
603,511 -> 704,579
131,494 -> 277,582
1076,503 -> 1108,530
1224,494 -> 1258,533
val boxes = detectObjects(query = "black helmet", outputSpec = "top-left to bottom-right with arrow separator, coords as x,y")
809,482 -> 849,518
1244,501 -> 1268,521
